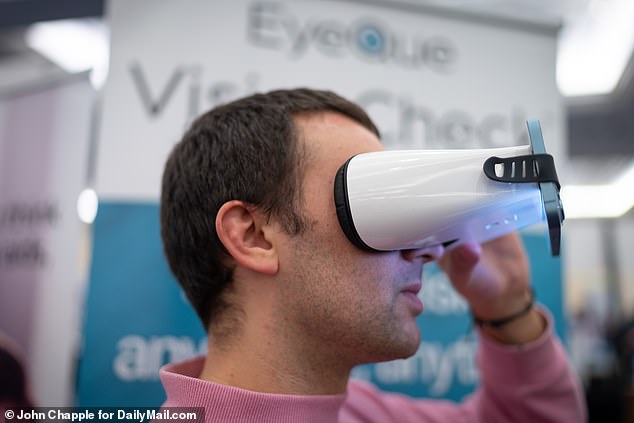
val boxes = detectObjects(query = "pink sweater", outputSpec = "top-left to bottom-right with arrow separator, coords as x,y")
159,317 -> 586,422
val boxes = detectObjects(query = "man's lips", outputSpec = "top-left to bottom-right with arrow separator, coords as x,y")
400,282 -> 424,313
401,281 -> 422,295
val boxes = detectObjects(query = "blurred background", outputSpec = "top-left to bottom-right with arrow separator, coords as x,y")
0,0 -> 633,421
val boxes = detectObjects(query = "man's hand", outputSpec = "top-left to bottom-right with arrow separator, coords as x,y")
438,233 -> 546,344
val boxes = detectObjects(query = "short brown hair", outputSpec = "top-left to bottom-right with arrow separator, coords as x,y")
160,88 -> 379,330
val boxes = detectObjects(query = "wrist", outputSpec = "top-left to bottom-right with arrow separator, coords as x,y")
472,289 -> 546,345
479,308 -> 546,345
469,288 -> 533,321
473,289 -> 535,328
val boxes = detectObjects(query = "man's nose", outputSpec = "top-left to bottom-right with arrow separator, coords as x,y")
400,245 -> 445,263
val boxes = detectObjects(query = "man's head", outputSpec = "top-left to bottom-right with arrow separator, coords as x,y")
160,88 -> 378,330
161,88 -> 440,365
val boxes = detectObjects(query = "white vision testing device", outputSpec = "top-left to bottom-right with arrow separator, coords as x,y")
334,120 -> 564,256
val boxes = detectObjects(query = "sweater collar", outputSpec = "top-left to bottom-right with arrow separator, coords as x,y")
160,356 -> 347,423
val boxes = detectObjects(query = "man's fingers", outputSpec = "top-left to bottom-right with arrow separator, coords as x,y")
439,243 -> 481,287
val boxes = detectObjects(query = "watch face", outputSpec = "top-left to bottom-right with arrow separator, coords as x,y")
527,119 -> 564,256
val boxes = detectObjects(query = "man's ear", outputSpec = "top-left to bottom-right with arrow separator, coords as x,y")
215,200 -> 279,275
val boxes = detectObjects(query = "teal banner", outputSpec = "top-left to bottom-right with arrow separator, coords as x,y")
77,202 -> 564,405
77,203 -> 206,406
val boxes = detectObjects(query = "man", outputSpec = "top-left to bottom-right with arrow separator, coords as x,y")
159,88 -> 586,422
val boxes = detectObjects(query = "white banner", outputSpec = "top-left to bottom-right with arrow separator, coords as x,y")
97,0 -> 562,200
0,74 -> 94,405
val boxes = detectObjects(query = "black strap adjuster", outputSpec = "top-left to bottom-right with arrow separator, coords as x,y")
483,154 -> 560,190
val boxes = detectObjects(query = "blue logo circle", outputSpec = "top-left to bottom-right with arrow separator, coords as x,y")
356,24 -> 385,56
